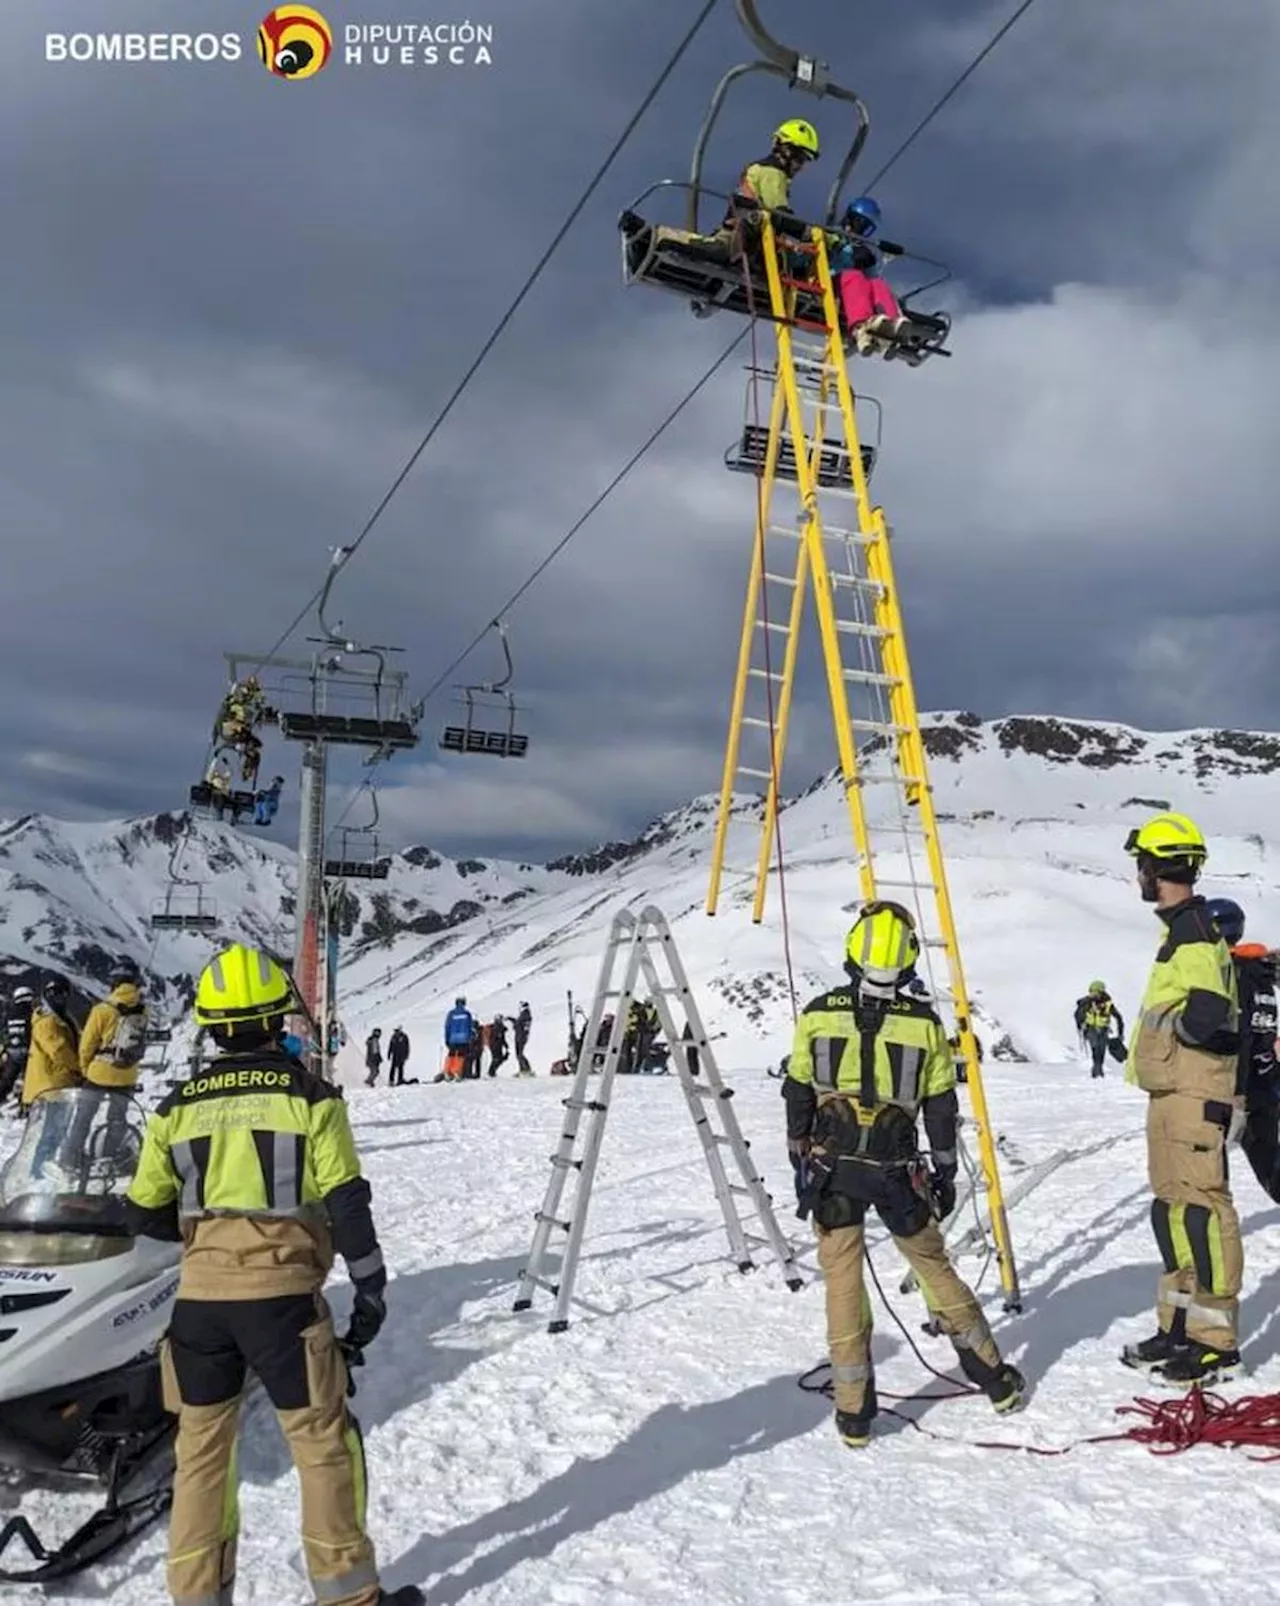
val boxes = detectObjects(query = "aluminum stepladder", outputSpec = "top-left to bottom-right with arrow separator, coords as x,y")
706,215 -> 1021,1311
513,904 -> 803,1331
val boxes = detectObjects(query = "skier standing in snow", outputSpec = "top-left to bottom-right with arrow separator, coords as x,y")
124,944 -> 422,1606
364,1027 -> 383,1087
1073,981 -> 1125,1078
1122,813 -> 1243,1385
386,1027 -> 412,1087
486,1015 -> 509,1077
66,955 -> 149,1163
786,902 -> 1025,1446
512,1001 -> 533,1076
442,997 -> 474,1082
1204,898 -> 1280,1203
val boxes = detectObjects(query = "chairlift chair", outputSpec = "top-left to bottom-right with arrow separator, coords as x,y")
619,0 -> 870,319
438,621 -> 529,760
150,887 -> 219,934
323,791 -> 391,880
724,380 -> 881,487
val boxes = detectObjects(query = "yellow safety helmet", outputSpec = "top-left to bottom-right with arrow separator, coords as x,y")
195,944 -> 294,1028
1124,812 -> 1207,864
773,118 -> 820,158
844,900 -> 920,984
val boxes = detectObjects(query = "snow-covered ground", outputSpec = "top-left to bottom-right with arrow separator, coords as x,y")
18,1059 -> 1280,1606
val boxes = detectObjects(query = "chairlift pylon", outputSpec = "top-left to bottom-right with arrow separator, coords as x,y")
438,620 -> 529,760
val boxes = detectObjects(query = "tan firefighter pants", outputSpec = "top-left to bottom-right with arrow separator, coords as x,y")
161,1293 -> 380,1606
817,1217 -> 1000,1415
1147,1090 -> 1243,1348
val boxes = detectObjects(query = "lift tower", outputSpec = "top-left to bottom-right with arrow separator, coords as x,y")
227,558 -> 420,1065
618,2 -> 1020,1309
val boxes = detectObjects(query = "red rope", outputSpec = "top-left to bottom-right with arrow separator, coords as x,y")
803,1359 -> 1280,1459
1114,1387 -> 1280,1459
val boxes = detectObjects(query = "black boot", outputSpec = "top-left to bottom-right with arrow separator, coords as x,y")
1121,1329 -> 1184,1371
1120,1308 -> 1187,1372
1158,1342 -> 1241,1387
956,1346 -> 1026,1413
378,1588 -> 426,1605
834,1378 -> 878,1448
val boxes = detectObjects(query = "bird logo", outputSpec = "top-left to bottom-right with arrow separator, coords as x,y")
257,5 -> 333,78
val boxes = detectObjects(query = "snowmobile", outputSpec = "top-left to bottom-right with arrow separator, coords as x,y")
0,1087 -> 181,1584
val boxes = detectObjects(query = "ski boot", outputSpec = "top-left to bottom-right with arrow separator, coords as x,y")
1158,1342 -> 1241,1387
368,1589 -> 425,1605
834,1379 -> 878,1448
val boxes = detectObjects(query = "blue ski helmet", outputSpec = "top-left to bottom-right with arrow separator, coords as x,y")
1205,897 -> 1245,946
843,196 -> 881,237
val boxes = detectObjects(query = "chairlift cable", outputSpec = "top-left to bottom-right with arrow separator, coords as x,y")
862,0 -> 1042,191
417,328 -> 748,705
245,0 -> 725,678
414,0 -> 1047,702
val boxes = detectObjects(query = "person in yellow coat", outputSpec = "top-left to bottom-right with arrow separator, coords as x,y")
79,956 -> 149,1090
21,976 -> 81,1109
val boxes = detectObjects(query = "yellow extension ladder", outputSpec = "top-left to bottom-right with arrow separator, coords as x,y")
706,215 -> 1022,1310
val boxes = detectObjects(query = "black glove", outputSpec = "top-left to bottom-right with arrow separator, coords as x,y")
339,1283 -> 386,1390
929,1169 -> 956,1221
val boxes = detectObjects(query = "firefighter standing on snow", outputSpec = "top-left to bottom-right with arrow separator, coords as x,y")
785,901 -> 1025,1447
1122,813 -> 1243,1386
1073,981 -> 1125,1078
124,943 -> 422,1606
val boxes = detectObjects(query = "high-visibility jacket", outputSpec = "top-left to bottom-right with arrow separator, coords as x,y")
722,155 -> 792,226
1127,896 -> 1238,1098
124,1049 -> 383,1302
1074,995 -> 1124,1036
21,1006 -> 81,1107
80,982 -> 148,1089
786,985 -> 959,1173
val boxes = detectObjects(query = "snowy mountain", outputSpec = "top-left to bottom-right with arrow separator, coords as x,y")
2,713 -> 1279,1062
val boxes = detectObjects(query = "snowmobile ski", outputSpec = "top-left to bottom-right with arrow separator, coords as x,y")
0,1419 -> 175,1583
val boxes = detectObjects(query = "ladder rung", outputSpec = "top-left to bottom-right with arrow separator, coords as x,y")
858,772 -> 927,786
742,715 -> 780,730
874,878 -> 938,892
848,718 -> 908,734
831,573 -> 885,593
762,569 -> 799,586
747,668 -> 784,683
841,668 -> 901,688
737,765 -> 774,780
834,620 -> 891,639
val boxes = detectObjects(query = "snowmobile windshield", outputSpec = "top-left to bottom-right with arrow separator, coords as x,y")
0,1088 -> 144,1261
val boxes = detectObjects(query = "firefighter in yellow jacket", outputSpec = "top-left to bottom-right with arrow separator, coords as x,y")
80,956 -> 148,1089
1122,812 -> 1243,1386
716,117 -> 820,246
786,902 -> 1025,1447
124,944 -> 422,1606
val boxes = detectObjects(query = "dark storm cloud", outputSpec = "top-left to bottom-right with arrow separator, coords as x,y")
0,0 -> 1277,859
